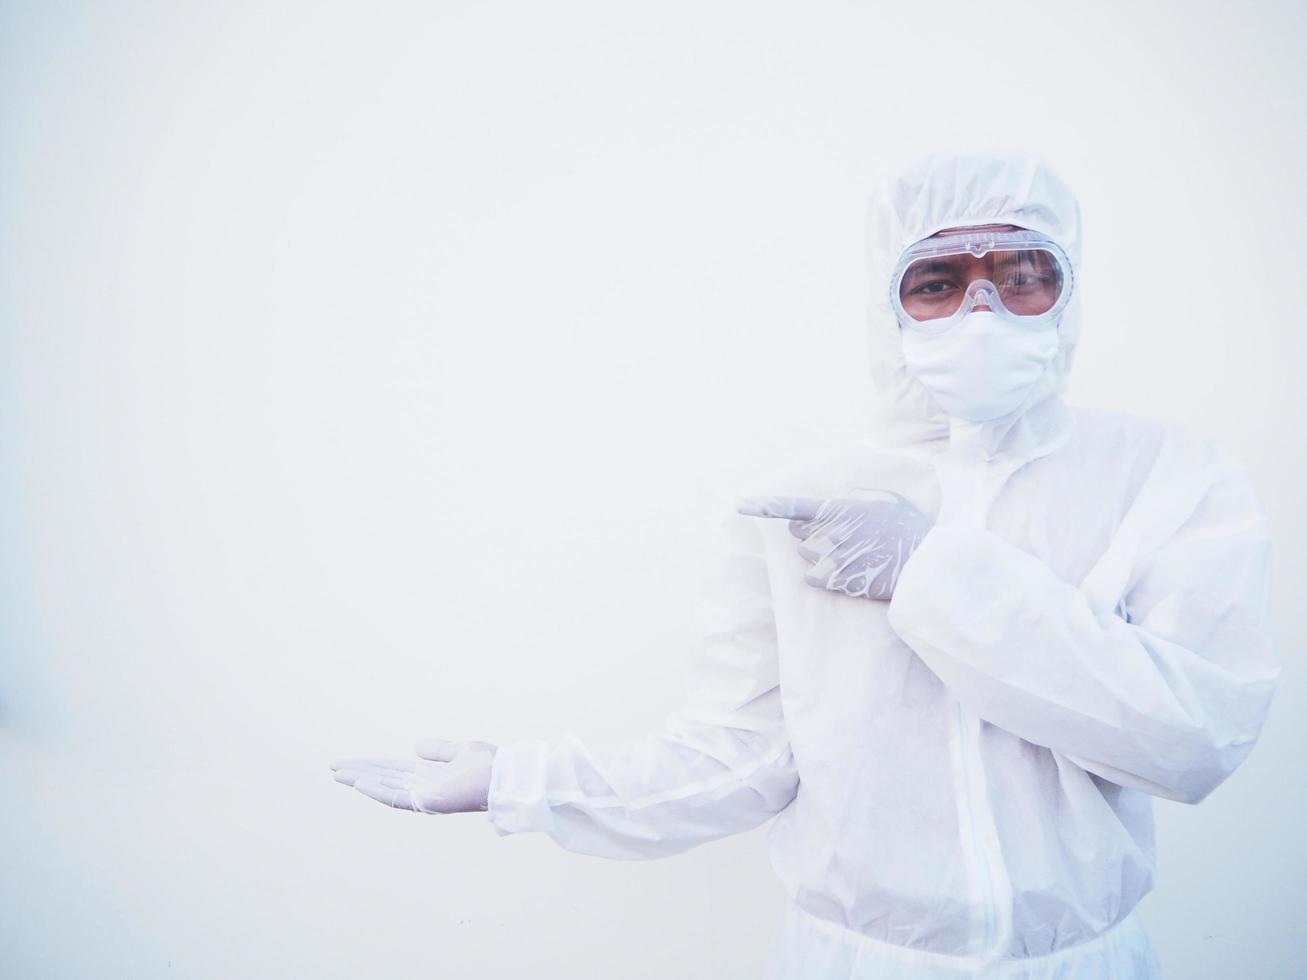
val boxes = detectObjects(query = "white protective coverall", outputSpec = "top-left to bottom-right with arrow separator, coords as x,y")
485,152 -> 1280,978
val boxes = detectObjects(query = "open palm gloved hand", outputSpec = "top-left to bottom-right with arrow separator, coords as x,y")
330,738 -> 499,814
737,491 -> 933,601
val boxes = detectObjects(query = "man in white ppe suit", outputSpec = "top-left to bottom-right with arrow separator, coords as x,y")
331,151 -> 1280,978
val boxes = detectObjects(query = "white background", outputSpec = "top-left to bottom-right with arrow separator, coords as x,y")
2,2 -> 1304,977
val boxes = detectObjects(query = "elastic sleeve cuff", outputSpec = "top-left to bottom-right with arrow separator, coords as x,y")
485,737 -> 556,838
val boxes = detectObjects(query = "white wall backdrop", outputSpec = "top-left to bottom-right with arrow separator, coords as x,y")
2,2 -> 1304,977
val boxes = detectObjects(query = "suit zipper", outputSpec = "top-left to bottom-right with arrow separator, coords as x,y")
941,445 -> 1016,957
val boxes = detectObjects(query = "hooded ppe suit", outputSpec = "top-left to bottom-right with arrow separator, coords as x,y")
485,152 -> 1280,978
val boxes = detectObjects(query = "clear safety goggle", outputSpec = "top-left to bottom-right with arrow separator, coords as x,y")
889,228 -> 1074,335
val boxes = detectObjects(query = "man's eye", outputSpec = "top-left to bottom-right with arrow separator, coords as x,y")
912,280 -> 956,296
1000,273 -> 1052,290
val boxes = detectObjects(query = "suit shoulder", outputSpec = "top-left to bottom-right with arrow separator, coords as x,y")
1069,407 -> 1261,519
1071,405 -> 1246,469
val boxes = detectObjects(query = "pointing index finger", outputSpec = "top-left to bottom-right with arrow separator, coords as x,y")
735,496 -> 825,522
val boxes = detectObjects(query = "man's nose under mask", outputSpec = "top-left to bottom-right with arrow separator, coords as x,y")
899,311 -> 1060,422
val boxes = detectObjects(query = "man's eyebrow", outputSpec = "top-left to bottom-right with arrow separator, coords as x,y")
904,258 -> 965,277
993,250 -> 1052,269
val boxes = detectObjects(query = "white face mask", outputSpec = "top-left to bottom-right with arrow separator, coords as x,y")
899,311 -> 1060,422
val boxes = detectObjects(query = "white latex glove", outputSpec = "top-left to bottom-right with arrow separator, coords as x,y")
330,739 -> 499,814
737,491 -> 932,600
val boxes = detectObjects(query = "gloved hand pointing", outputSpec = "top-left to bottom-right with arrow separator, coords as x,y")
330,738 -> 499,814
737,491 -> 932,601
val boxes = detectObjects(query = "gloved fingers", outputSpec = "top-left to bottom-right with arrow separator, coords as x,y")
740,495 -> 889,546
803,549 -> 851,590
795,505 -> 859,542
352,775 -> 417,811
735,495 -> 825,523
836,570 -> 870,597
834,557 -> 894,599
805,543 -> 893,594
333,767 -> 369,786
825,533 -> 883,564
803,563 -> 891,598
330,756 -> 415,776
740,493 -> 926,527
796,526 -> 852,564
799,509 -> 865,545
335,764 -> 406,782
378,773 -> 416,793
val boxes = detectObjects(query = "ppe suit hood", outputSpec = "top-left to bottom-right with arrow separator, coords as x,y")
863,151 -> 1083,465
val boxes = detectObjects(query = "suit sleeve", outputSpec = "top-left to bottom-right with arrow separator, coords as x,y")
485,507 -> 799,858
886,447 -> 1280,805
